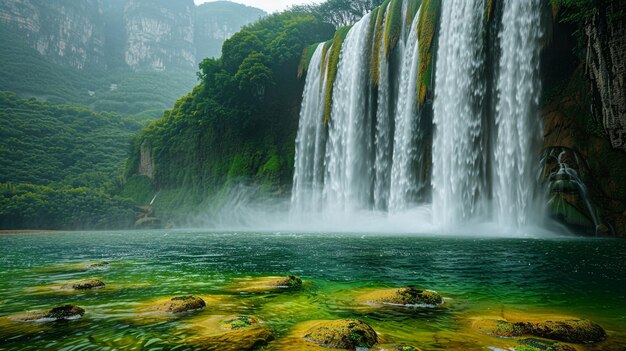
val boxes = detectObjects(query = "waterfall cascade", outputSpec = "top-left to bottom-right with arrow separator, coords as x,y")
291,0 -> 546,232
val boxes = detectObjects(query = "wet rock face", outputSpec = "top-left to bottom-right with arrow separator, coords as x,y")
10,305 -> 85,322
474,318 -> 606,344
159,296 -> 206,313
585,0 -> 626,151
303,319 -> 378,349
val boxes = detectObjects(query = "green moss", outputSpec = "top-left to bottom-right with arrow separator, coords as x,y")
297,43 -> 321,79
416,0 -> 440,107
370,3 -> 388,85
324,26 -> 352,126
384,0 -> 404,57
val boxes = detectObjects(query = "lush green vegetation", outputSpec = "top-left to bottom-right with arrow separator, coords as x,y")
0,92 -> 141,229
125,11 -> 335,220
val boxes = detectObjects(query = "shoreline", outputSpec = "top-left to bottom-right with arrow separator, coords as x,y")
0,230 -> 66,235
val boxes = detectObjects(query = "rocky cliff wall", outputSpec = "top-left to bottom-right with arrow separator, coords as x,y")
585,1 -> 626,151
0,0 -> 106,70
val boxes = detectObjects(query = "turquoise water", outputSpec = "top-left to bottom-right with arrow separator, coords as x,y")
0,230 -> 625,350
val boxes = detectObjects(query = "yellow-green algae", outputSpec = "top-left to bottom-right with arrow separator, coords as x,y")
370,2 -> 389,86
298,43 -> 322,79
225,275 -> 304,293
356,287 -> 443,306
383,0 -> 404,57
180,314 -> 273,351
323,26 -> 351,126
416,0 -> 440,107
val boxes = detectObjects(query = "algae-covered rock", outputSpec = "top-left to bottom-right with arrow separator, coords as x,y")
10,305 -> 85,322
473,318 -> 606,344
517,338 -> 576,351
184,315 -> 273,351
303,319 -> 378,349
84,261 -> 109,269
359,287 -> 443,306
228,275 -> 303,293
372,344 -> 422,351
154,296 -> 206,313
530,319 -> 606,344
61,279 -> 105,290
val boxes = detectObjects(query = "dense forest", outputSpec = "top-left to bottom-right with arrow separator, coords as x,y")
0,93 -> 139,229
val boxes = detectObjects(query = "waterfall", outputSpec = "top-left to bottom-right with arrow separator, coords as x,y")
493,0 -> 543,227
432,0 -> 487,227
290,0 -> 547,233
323,13 -> 373,212
373,3 -> 393,211
291,43 -> 327,213
389,10 -> 422,211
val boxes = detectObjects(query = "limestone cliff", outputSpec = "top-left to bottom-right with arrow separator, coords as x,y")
0,0 -> 266,72
0,0 -> 106,70
123,0 -> 195,71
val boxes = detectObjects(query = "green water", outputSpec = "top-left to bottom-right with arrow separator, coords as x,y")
0,230 -> 625,350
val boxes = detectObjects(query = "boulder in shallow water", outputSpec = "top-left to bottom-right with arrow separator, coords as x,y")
61,279 -> 105,290
228,275 -> 303,293
83,261 -> 109,269
372,344 -> 422,351
358,287 -> 443,306
517,338 -> 577,351
303,319 -> 378,349
154,296 -> 206,313
10,305 -> 85,322
473,318 -> 606,343
184,315 -> 273,351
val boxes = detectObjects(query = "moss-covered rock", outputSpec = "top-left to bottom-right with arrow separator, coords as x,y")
473,318 -> 606,344
154,296 -> 206,313
61,279 -> 105,290
517,338 -> 576,351
228,275 -> 303,293
358,287 -> 443,306
372,344 -> 422,351
220,316 -> 258,330
303,319 -> 378,349
9,305 -> 85,322
184,315 -> 273,351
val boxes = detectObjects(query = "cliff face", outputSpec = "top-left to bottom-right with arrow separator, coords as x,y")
585,1 -> 626,151
124,0 -> 195,71
0,0 -> 266,72
0,0 -> 106,70
541,1 -> 626,236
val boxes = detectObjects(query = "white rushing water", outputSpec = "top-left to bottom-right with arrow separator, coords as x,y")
432,0 -> 487,228
323,13 -> 373,212
493,0 -> 543,227
291,43 -> 327,213
389,9 -> 422,212
373,3 -> 392,211
289,0 -> 547,234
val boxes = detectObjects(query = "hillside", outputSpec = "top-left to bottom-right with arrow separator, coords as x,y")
0,92 -> 141,229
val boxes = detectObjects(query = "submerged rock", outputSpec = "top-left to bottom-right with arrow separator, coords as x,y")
517,338 -> 576,351
83,261 -> 109,269
10,305 -> 85,322
303,319 -> 378,349
372,344 -> 422,351
154,296 -> 206,313
61,279 -> 105,290
184,315 -> 273,351
228,275 -> 303,293
359,287 -> 443,306
473,318 -> 606,344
